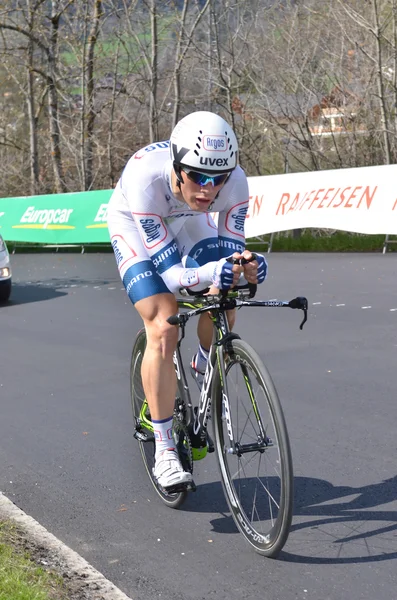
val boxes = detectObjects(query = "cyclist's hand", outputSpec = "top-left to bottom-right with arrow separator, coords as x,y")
241,250 -> 267,284
211,254 -> 243,289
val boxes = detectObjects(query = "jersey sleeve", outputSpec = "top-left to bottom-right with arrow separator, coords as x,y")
117,154 -> 218,293
217,172 -> 249,258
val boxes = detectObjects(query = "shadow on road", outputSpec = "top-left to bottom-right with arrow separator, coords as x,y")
4,283 -> 67,305
4,277 -> 121,306
181,473 -> 397,564
281,473 -> 397,564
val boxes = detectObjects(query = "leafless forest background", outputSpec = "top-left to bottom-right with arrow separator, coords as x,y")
1,0 -> 397,199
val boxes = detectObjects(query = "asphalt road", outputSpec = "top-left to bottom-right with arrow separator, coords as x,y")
1,253 -> 396,600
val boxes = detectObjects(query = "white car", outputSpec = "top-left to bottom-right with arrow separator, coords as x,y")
0,234 -> 12,302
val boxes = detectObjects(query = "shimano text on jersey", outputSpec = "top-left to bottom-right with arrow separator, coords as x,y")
152,241 -> 178,271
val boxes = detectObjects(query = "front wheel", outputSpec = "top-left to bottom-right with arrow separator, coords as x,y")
130,328 -> 188,509
212,339 -> 293,557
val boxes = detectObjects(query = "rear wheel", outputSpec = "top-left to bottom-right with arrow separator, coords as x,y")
130,328 -> 189,509
212,339 -> 293,557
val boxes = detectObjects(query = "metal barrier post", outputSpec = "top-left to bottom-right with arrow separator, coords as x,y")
246,233 -> 275,254
383,235 -> 397,253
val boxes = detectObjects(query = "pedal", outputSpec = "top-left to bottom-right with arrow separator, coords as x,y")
134,429 -> 154,443
160,479 -> 197,495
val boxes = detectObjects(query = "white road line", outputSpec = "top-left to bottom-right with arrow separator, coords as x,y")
361,306 -> 372,309
390,308 -> 397,312
0,493 -> 133,600
336,304 -> 345,307
312,302 -> 322,305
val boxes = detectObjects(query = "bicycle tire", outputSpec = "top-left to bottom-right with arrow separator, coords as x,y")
212,339 -> 293,557
130,328 -> 188,509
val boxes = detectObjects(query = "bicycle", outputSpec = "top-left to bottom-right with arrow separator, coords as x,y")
131,281 -> 308,557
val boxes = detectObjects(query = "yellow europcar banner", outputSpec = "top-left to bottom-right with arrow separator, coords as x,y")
0,190 -> 112,243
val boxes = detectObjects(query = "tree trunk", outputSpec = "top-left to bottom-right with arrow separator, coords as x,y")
171,0 -> 211,128
48,1 -> 66,192
372,0 -> 391,164
84,0 -> 102,190
27,44 -> 39,195
392,0 -> 397,147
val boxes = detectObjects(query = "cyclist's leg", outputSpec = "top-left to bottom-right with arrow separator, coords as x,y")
135,294 -> 193,488
108,209 -> 191,488
133,297 -> 192,489
108,212 -> 178,419
134,293 -> 178,422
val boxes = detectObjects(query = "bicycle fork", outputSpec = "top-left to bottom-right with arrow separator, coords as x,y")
215,329 -> 273,457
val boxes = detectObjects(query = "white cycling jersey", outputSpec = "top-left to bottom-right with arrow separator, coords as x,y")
107,140 -> 249,303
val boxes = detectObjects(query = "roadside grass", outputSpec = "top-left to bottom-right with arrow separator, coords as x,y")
0,521 -> 67,600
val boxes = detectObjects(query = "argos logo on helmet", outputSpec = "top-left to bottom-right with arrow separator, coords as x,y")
203,135 -> 227,151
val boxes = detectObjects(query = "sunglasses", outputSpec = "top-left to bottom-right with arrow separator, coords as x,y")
183,169 -> 230,187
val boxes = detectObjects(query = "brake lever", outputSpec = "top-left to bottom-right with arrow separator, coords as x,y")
288,296 -> 308,330
299,309 -> 308,330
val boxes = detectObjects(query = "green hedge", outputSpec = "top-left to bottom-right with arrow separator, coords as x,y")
6,231 -> 396,253
252,232 -> 396,253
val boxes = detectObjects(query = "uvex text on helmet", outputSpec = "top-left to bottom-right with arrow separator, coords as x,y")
170,111 -> 238,174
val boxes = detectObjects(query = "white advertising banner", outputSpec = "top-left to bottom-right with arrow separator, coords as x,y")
242,164 -> 397,237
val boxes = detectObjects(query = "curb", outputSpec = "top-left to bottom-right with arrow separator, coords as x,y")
0,492 -> 133,600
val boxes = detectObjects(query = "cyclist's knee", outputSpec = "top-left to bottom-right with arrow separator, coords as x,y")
135,294 -> 178,357
147,318 -> 178,355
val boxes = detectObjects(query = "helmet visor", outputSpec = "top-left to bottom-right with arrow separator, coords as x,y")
183,168 -> 229,187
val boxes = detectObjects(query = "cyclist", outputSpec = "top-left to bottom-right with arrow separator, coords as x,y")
108,111 -> 267,491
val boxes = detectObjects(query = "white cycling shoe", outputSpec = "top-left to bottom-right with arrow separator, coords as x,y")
153,448 -> 192,490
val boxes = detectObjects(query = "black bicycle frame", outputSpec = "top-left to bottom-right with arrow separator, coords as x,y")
169,291 -> 308,449
172,304 -> 230,445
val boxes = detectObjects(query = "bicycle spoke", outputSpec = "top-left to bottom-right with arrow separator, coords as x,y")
232,454 -> 281,518
228,367 -> 271,444
228,373 -> 261,443
213,339 -> 293,556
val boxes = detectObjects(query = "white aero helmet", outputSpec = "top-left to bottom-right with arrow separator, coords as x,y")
170,111 -> 238,179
